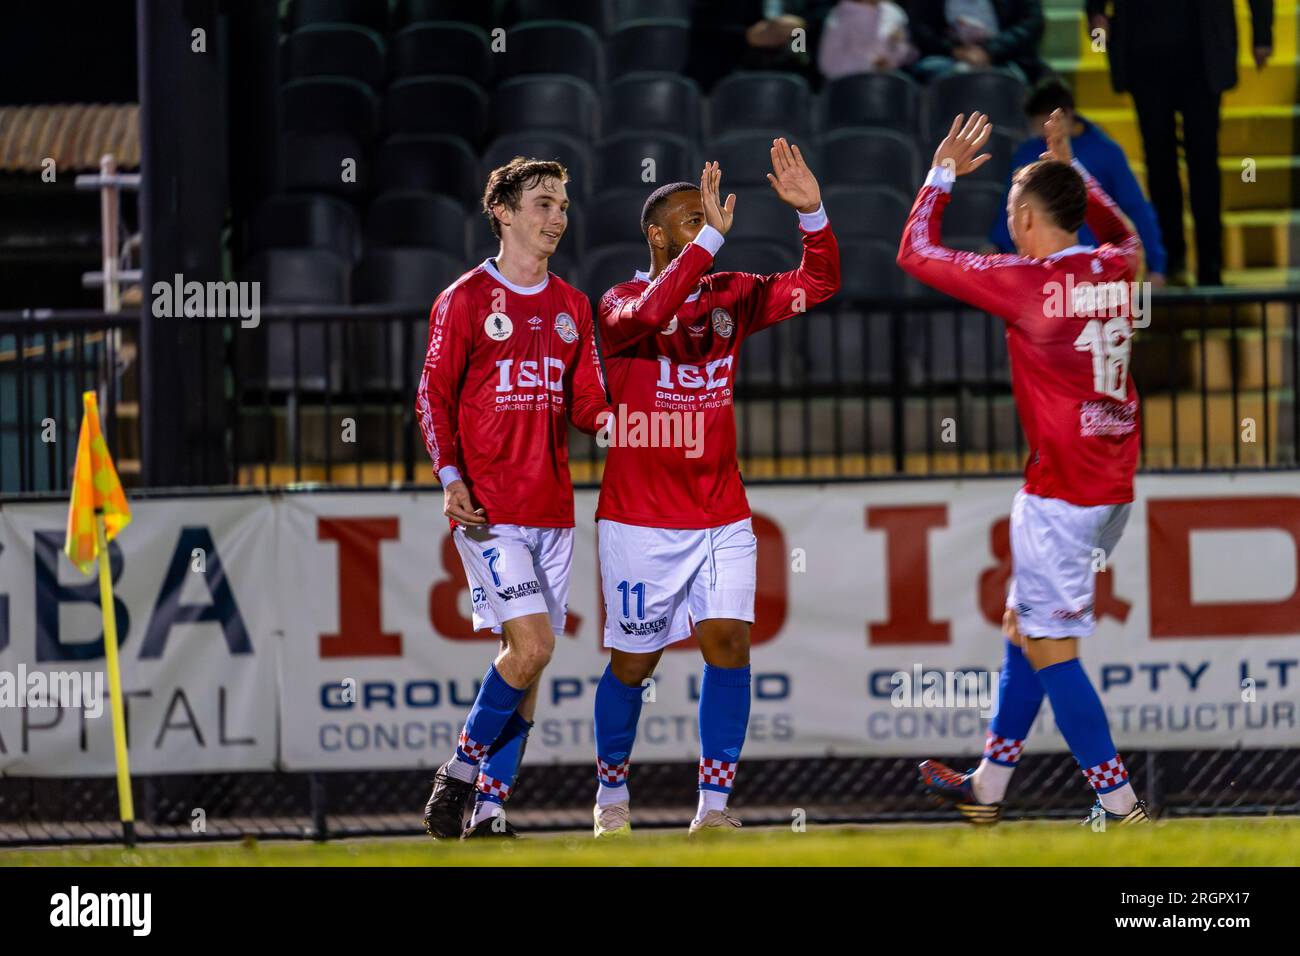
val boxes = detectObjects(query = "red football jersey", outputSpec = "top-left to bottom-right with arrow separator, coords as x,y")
897,163 -> 1142,506
596,212 -> 841,529
416,258 -> 609,527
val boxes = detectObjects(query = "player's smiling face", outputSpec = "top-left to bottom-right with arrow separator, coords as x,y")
502,177 -> 569,259
656,189 -> 707,261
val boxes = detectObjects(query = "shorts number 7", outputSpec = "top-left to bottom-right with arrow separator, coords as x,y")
482,547 -> 502,587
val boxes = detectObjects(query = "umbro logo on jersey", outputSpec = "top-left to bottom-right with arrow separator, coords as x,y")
485,313 -> 513,340
528,316 -> 543,330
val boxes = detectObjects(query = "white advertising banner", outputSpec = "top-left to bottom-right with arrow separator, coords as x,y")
0,497 -> 280,776
1,474 -> 1296,776
273,473 -> 1300,771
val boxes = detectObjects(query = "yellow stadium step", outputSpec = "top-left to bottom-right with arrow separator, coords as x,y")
1085,105 -> 1298,160
1126,155 -> 1300,213
1057,59 -> 1299,114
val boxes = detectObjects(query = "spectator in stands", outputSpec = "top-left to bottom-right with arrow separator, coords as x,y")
689,0 -> 837,89
1088,0 -> 1274,287
904,0 -> 1045,83
817,0 -> 917,78
988,77 -> 1166,285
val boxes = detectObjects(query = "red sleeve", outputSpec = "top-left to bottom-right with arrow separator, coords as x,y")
1076,160 -> 1142,278
742,220 -> 841,335
896,178 -> 1045,323
598,240 -> 716,354
415,284 -> 471,478
567,296 -> 611,435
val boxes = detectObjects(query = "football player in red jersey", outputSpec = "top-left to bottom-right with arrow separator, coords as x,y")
416,158 -> 610,839
589,140 -> 841,837
903,112 -> 1150,826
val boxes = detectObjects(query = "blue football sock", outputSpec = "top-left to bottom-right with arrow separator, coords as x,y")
986,639 -> 1044,765
594,664 -> 644,802
697,663 -> 751,803
1037,658 -> 1130,794
453,663 -> 525,770
475,710 -> 533,807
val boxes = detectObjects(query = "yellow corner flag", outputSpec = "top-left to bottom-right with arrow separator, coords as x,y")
64,390 -> 136,845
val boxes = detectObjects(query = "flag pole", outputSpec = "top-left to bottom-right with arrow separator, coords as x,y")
94,508 -> 136,847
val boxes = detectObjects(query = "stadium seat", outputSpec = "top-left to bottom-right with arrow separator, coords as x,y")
928,71 -> 1027,139
712,238 -> 798,277
280,130 -> 370,201
965,126 -> 1017,186
365,190 -> 469,258
238,249 -> 351,392
285,24 -> 386,90
608,19 -> 690,78
392,0 -> 499,31
602,72 -> 702,140
596,131 -> 697,193
504,0 -> 608,33
281,77 -> 379,142
820,71 -> 920,134
480,131 -> 593,198
801,308 -> 895,388
943,182 -> 1005,238
708,130 -> 818,188
709,73 -> 813,139
494,75 -> 601,140
382,76 -> 490,144
249,194 -> 361,263
289,0 -> 388,32
725,189 -> 803,254
579,243 -> 645,301
389,23 -> 494,87
837,238 -> 904,299
819,128 -> 918,195
586,188 -> 649,247
499,21 -> 603,87
823,185 -> 911,243
608,0 -> 692,28
377,134 -> 479,205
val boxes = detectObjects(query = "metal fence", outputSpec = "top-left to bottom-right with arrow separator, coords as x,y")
3,288 -> 1298,493
1,289 -> 1298,843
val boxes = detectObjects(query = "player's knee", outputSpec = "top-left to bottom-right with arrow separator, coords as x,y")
700,622 -> 751,666
610,655 -> 656,686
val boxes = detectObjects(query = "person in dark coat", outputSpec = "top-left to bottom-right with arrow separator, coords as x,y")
1087,0 -> 1274,286
905,0 -> 1046,83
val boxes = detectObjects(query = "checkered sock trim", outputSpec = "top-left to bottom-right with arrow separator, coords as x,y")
699,757 -> 738,790
475,772 -> 511,804
456,728 -> 488,764
596,757 -> 629,785
1083,755 -> 1129,792
983,733 -> 1025,765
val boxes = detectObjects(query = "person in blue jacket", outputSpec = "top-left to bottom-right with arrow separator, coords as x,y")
988,77 -> 1168,285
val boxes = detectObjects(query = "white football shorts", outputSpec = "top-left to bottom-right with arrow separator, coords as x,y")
1006,487 -> 1131,639
597,517 -> 757,653
453,524 -> 572,635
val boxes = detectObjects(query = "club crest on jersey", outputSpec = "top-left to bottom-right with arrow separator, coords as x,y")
554,312 -> 578,343
660,316 -> 678,335
711,307 -> 734,338
485,312 -> 513,340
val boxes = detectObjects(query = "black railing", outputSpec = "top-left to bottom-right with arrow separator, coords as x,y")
2,289 -> 1297,495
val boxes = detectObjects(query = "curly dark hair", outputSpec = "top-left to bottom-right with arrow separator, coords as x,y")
481,156 -> 568,239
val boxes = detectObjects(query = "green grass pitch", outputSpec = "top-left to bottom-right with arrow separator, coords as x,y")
3,817 -> 1296,867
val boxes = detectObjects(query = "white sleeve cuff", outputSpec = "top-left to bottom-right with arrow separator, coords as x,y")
1071,157 -> 1093,181
797,203 -> 829,232
692,224 -> 725,256
438,465 -> 462,486
925,165 -> 956,192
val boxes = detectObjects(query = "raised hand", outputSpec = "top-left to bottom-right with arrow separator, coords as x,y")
932,112 -> 994,178
1038,107 -> 1073,164
700,161 -> 736,236
766,138 -> 821,213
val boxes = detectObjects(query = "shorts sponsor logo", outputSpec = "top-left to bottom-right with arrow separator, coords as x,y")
485,313 -> 513,340
711,307 -> 734,338
497,580 -> 541,602
1053,605 -> 1093,621
619,615 -> 669,637
553,312 -> 578,343
471,586 -> 488,611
